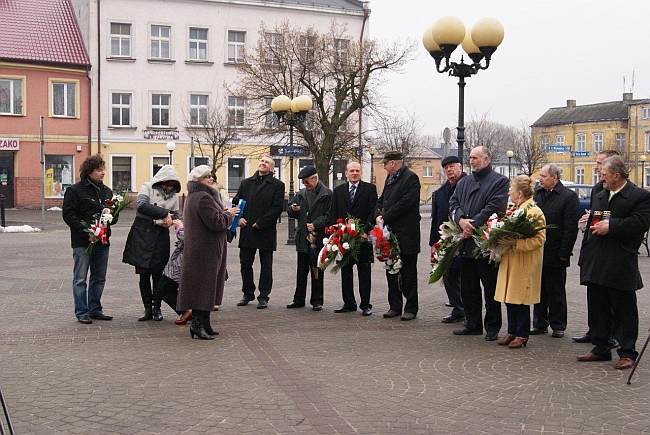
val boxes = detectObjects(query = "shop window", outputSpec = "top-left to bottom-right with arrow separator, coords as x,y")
112,156 -> 133,192
45,155 -> 73,197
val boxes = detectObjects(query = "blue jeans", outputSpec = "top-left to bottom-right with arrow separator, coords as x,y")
72,245 -> 110,317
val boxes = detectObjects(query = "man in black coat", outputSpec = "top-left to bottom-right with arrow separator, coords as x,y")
577,156 -> 650,370
376,151 -> 421,321
429,155 -> 466,323
449,146 -> 509,341
531,164 -> 579,338
232,156 -> 285,309
286,166 -> 332,311
330,161 -> 377,316
62,154 -> 115,324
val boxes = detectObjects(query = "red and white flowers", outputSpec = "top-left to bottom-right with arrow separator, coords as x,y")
83,193 -> 131,253
369,223 -> 402,274
318,218 -> 364,273
429,220 -> 464,283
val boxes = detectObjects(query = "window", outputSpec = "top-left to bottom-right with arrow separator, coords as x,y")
645,166 -> 650,189
642,107 -> 650,120
189,27 -> 208,60
151,25 -> 171,59
111,93 -> 131,126
190,94 -> 208,126
228,158 -> 245,193
556,135 -> 565,146
152,156 -> 170,176
575,133 -> 585,151
265,33 -> 282,65
334,38 -> 349,64
228,96 -> 245,127
264,97 -> 277,129
298,159 -> 314,189
540,135 -> 549,148
340,100 -> 350,131
592,170 -> 600,185
52,81 -> 76,117
273,158 -> 282,180
44,155 -> 74,197
110,23 -> 132,57
646,131 -> 650,153
616,133 -> 625,152
188,156 -> 209,171
300,35 -> 315,62
227,30 -> 246,63
0,78 -> 23,115
111,156 -> 133,192
592,132 -> 603,152
333,159 -> 347,188
424,166 -> 433,177
575,167 -> 585,184
151,94 -> 170,127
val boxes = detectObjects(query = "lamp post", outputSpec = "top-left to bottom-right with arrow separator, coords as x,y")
506,149 -> 514,179
271,94 -> 313,245
166,140 -> 176,165
423,17 -> 504,168
368,146 -> 376,184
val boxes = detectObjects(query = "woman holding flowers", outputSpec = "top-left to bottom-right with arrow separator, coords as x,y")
494,175 -> 546,349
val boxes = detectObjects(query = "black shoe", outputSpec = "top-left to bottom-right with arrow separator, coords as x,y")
237,296 -> 254,306
551,330 -> 565,338
89,312 -> 113,321
312,305 -> 323,311
190,326 -> 216,340
361,308 -> 372,316
485,332 -> 499,341
382,310 -> 401,318
286,302 -> 305,309
257,300 -> 268,309
441,315 -> 464,324
152,307 -> 163,321
204,323 -> 219,337
138,307 -> 153,321
453,328 -> 482,336
572,333 -> 591,343
77,316 -> 92,324
529,327 -> 548,335
334,306 -> 357,313
400,312 -> 417,321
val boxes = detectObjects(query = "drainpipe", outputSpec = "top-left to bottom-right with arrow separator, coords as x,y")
357,2 -> 370,167
87,70 -> 92,157
96,0 -> 101,155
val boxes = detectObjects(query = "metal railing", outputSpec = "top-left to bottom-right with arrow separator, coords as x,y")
0,386 -> 14,435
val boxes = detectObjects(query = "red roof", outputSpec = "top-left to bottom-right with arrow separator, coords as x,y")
0,0 -> 90,68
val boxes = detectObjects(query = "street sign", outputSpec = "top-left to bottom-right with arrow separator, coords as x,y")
270,145 -> 309,157
574,151 -> 590,157
547,144 -> 569,152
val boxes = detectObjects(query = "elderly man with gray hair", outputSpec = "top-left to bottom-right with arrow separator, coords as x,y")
530,164 -> 579,338
577,156 -> 650,369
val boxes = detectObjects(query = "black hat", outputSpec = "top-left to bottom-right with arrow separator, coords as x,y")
297,166 -> 317,179
381,151 -> 404,163
441,155 -> 461,167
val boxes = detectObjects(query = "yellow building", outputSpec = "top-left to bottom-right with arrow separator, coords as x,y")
372,151 -> 443,203
532,93 -> 650,187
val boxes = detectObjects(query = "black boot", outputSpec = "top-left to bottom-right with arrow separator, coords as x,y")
138,274 -> 153,321
138,306 -> 153,321
203,312 -> 219,337
189,310 -> 215,340
152,300 -> 163,321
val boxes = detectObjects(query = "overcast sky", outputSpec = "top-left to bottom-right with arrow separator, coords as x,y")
369,0 -> 650,137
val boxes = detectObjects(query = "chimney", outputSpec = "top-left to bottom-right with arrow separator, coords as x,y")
623,92 -> 633,101
566,99 -> 576,108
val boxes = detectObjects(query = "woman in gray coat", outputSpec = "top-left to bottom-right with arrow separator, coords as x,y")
177,165 -> 239,340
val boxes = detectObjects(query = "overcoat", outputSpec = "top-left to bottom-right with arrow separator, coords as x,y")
494,198 -> 546,305
288,181 -> 332,253
177,182 -> 233,311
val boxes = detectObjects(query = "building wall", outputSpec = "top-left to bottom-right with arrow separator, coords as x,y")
628,102 -> 650,187
372,157 -> 442,203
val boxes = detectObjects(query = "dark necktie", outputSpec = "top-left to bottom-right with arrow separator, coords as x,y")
349,184 -> 356,203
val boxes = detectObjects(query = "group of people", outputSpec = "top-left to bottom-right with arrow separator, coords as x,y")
63,145 -> 649,368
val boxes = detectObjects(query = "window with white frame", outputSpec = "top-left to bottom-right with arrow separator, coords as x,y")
616,133 -> 625,152
273,158 -> 282,181
592,132 -> 603,152
646,131 -> 650,153
340,100 -> 350,131
265,33 -> 282,65
111,93 -> 131,126
52,81 -> 77,117
189,27 -> 208,61
334,38 -> 349,64
150,25 -> 171,59
190,94 -> 208,126
300,35 -> 315,62
575,133 -> 585,151
151,94 -> 170,127
556,134 -> 565,146
264,97 -> 277,129
642,107 -> 650,120
645,166 -> 650,189
228,96 -> 245,127
575,167 -> 585,184
540,135 -> 549,148
188,155 -> 209,171
110,23 -> 132,57
423,166 -> 433,177
0,77 -> 23,115
152,156 -> 170,176
592,170 -> 600,185
227,30 -> 246,63
111,156 -> 134,192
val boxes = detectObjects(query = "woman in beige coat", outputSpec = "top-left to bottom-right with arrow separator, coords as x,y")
494,175 -> 546,348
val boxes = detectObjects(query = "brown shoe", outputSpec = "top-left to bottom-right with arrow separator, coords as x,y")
576,352 -> 611,362
614,357 -> 635,370
508,337 -> 528,348
497,334 -> 515,346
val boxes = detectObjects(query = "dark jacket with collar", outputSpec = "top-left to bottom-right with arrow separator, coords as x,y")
232,171 -> 285,251
376,166 -> 421,255
62,177 -> 114,248
579,182 -> 650,291
449,165 -> 509,257
288,181 -> 332,253
429,173 -> 466,246
330,180 -> 377,234
580,180 -> 604,250
533,181 -> 580,268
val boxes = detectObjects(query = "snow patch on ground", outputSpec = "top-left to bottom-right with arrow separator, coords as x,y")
47,207 -> 62,211
0,225 -> 42,233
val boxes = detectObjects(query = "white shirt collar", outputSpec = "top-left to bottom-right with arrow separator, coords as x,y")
609,181 -> 627,200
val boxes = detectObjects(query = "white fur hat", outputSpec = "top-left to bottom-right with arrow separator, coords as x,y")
188,165 -> 212,181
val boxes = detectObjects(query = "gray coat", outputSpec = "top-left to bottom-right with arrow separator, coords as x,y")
288,182 -> 332,253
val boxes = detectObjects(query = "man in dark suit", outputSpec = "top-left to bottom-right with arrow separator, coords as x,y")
376,151 -> 421,321
233,156 -> 285,309
531,164 -> 579,338
429,155 -> 466,323
577,156 -> 650,370
330,161 -> 378,316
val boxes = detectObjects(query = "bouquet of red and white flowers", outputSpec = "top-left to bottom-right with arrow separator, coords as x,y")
369,223 -> 402,274
83,192 -> 131,253
429,220 -> 464,284
318,218 -> 365,273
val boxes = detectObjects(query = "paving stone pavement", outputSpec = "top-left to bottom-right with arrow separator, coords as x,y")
1,209 -> 649,434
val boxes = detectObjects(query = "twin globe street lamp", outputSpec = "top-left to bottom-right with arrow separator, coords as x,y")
506,149 -> 514,179
422,17 -> 504,167
271,94 -> 313,245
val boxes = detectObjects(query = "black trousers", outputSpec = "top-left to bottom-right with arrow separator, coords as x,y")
293,252 -> 324,306
459,258 -> 501,334
139,272 -> 162,308
386,253 -> 418,315
443,257 -> 464,318
156,275 -> 181,314
239,247 -> 274,302
506,303 -> 530,338
588,284 -> 639,360
533,266 -> 567,331
340,257 -> 372,310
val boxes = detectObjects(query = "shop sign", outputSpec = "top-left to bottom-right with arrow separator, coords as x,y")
143,129 -> 180,140
0,137 -> 19,151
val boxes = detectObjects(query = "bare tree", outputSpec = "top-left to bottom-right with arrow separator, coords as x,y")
463,111 -> 513,162
513,123 -> 546,176
370,112 -> 429,164
234,22 -> 413,184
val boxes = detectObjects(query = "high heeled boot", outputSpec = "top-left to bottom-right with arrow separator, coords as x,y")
189,310 -> 215,340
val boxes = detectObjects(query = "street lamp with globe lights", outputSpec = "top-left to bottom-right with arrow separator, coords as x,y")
271,94 -> 313,245
166,141 -> 176,165
423,17 -> 504,168
506,149 -> 514,178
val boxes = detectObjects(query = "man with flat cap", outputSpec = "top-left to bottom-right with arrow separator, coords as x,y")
376,151 -> 421,321
430,155 -> 466,323
287,166 -> 332,311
